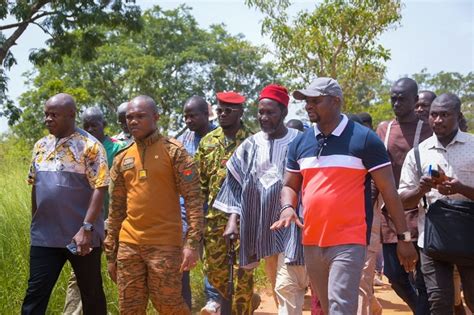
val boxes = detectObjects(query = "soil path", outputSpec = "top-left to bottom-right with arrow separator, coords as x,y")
254,278 -> 472,315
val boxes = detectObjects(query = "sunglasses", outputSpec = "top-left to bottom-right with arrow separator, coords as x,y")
315,136 -> 328,159
215,107 -> 240,116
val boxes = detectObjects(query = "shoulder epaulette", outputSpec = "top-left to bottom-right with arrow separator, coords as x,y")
164,137 -> 184,148
115,140 -> 135,155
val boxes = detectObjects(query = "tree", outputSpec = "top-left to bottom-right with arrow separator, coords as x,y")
246,0 -> 402,112
12,5 -> 282,144
413,69 -> 474,130
0,0 -> 142,123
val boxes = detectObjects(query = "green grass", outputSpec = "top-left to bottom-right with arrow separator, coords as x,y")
0,141 -> 268,314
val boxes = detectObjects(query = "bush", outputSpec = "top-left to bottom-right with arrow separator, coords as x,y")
0,139 -> 269,313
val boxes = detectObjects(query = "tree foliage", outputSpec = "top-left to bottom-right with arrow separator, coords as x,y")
0,0 -> 142,122
247,0 -> 402,112
413,69 -> 474,130
12,5 -> 281,144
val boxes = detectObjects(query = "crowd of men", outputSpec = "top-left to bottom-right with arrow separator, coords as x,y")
20,76 -> 473,315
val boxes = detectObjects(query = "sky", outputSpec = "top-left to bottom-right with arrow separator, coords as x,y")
1,0 -> 473,132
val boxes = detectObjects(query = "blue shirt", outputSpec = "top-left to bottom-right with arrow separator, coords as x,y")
177,123 -> 216,234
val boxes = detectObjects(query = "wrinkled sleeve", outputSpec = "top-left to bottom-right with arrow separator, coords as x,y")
194,140 -> 210,201
104,153 -> 127,263
213,148 -> 244,215
170,142 -> 204,250
398,148 -> 419,194
85,142 -> 110,189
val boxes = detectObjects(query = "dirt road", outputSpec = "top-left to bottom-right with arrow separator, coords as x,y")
255,279 -> 472,315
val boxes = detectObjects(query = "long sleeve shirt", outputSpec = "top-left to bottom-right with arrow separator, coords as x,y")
104,130 -> 204,262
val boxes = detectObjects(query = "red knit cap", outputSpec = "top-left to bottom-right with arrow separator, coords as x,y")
216,91 -> 246,105
258,84 -> 289,107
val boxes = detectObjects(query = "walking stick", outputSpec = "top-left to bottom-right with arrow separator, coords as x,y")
221,233 -> 237,315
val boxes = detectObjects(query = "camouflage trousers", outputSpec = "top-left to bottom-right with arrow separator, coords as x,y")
117,242 -> 190,315
204,209 -> 254,314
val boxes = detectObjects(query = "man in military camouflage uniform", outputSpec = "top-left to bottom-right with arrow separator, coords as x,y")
195,91 -> 254,314
104,95 -> 204,314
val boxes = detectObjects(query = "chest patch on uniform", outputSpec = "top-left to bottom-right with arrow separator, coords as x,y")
121,157 -> 135,170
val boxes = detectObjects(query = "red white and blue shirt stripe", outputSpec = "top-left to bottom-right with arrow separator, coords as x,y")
286,114 -> 391,247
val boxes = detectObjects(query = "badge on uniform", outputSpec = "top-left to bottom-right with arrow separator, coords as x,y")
122,157 -> 135,171
138,169 -> 147,180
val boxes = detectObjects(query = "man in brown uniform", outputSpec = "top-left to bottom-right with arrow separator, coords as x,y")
104,95 -> 204,314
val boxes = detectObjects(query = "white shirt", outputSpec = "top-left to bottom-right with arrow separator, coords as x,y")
399,130 -> 474,248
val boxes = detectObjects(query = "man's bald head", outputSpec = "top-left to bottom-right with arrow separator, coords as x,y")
130,95 -> 158,115
117,102 -> 129,115
183,95 -> 210,133
431,93 -> 461,113
392,78 -> 418,96
419,90 -> 437,103
286,119 -> 304,132
184,96 -> 208,114
416,90 -> 437,122
429,93 -> 462,143
82,107 -> 106,141
82,106 -> 105,123
46,93 -> 77,115
127,95 -> 159,140
44,93 -> 77,138
390,78 -> 419,119
116,101 -> 130,134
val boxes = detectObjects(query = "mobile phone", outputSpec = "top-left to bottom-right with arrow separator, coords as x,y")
66,243 -> 78,255
430,169 -> 441,178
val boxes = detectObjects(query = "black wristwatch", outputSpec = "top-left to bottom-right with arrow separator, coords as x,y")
397,231 -> 411,242
280,204 -> 295,213
82,222 -> 94,232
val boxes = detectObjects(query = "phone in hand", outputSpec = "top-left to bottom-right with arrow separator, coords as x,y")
66,242 -> 78,255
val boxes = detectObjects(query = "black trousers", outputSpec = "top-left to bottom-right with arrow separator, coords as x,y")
421,250 -> 474,315
21,246 -> 106,315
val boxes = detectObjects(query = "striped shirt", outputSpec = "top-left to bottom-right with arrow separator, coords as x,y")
287,115 -> 390,246
214,128 -> 300,268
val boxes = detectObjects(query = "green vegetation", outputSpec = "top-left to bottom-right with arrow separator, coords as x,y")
9,5 -> 281,144
0,140 -> 268,313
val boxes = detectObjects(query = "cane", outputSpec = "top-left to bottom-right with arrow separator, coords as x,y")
221,233 -> 237,315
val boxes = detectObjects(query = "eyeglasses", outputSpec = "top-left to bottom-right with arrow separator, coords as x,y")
215,107 -> 240,116
315,136 -> 328,159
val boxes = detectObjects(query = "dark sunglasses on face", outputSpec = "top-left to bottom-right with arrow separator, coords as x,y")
215,107 -> 240,116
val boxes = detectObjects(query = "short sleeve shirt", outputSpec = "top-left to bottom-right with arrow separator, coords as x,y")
399,131 -> 474,248
287,115 -> 390,246
28,128 -> 110,247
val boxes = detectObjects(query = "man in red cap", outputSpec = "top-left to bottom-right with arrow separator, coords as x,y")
213,84 -> 305,313
195,91 -> 255,314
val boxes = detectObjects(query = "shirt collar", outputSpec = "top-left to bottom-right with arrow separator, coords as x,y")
313,114 -> 348,137
427,129 -> 468,150
136,129 -> 161,147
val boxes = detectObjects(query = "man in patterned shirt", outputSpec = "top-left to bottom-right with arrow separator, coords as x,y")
22,93 -> 109,315
104,95 -> 204,314
195,91 -> 254,314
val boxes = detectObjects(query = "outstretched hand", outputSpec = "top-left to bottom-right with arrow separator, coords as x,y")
270,208 -> 303,230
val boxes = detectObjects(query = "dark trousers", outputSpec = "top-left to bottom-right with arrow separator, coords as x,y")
383,243 -> 430,315
22,246 -> 106,315
182,271 -> 192,309
421,250 -> 474,315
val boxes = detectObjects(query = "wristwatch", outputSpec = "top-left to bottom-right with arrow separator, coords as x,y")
397,231 -> 411,242
82,222 -> 94,232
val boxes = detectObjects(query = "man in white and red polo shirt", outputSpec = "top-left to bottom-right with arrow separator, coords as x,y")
271,77 -> 418,315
